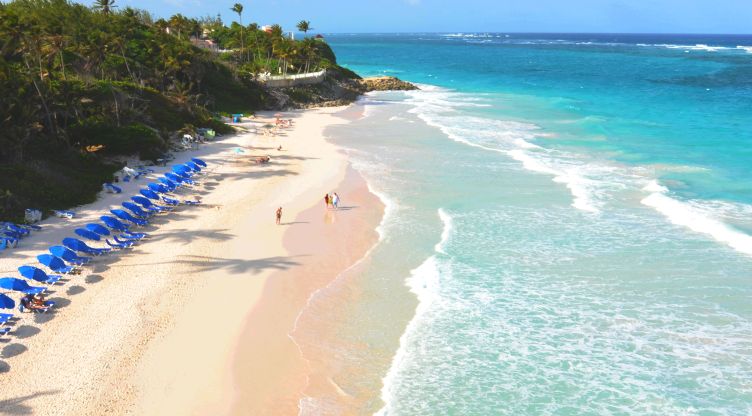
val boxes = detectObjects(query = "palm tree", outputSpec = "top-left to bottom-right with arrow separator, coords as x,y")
231,3 -> 244,62
296,20 -> 311,35
93,0 -> 117,15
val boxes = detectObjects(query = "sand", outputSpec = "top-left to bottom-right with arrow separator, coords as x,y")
0,107 -> 384,415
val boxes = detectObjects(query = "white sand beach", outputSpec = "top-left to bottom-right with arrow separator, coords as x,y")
0,107 -> 383,415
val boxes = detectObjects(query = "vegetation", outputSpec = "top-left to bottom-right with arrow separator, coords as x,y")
0,0 -> 356,221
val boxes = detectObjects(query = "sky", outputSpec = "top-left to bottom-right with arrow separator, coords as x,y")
109,0 -> 751,34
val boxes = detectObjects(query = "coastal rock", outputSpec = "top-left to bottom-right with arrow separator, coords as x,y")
359,76 -> 419,92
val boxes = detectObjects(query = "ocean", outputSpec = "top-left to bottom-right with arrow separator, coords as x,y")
304,33 -> 752,415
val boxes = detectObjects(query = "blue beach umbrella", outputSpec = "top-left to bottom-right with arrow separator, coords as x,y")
75,228 -> 101,241
0,293 -> 14,309
0,277 -> 44,295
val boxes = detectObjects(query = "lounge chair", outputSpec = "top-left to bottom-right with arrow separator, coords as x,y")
162,195 -> 181,205
99,216 -> 148,239
131,196 -> 171,213
106,238 -> 133,249
104,183 -> 122,194
0,277 -> 46,295
0,327 -> 10,336
122,202 -> 153,218
62,237 -> 110,256
53,210 -> 75,219
37,254 -> 78,274
18,295 -> 55,313
148,183 -> 170,194
75,228 -> 102,241
166,172 -> 194,185
18,266 -> 62,285
157,178 -> 179,191
0,313 -> 13,326
111,209 -> 148,226
50,245 -> 91,265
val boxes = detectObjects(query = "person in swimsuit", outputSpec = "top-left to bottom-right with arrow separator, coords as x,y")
276,207 -> 283,225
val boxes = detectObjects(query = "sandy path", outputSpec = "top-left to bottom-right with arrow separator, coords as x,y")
0,107 -> 357,415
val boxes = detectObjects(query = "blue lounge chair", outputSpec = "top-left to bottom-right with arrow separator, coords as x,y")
37,254 -> 77,274
0,277 -> 45,295
75,228 -> 102,241
0,239 -> 7,251
122,202 -> 152,218
18,294 -> 55,313
166,172 -> 194,185
162,195 -> 181,205
104,183 -> 122,193
62,237 -> 110,256
106,238 -> 133,249
131,196 -> 170,213
3,223 -> 30,237
148,183 -> 170,194
99,217 -> 147,239
157,177 -> 178,191
85,223 -> 111,237
50,245 -> 91,265
19,266 -> 62,285
111,209 -> 148,226
191,157 -> 207,167
0,327 -> 9,336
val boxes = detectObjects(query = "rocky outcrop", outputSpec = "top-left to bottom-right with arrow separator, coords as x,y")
266,70 -> 418,110
358,76 -> 419,92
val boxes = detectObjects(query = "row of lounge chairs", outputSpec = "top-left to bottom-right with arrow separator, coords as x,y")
0,157 -> 208,339
1,222 -> 42,251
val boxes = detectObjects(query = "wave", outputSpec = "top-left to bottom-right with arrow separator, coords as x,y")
375,209 -> 452,416
403,86 -> 616,213
641,181 -> 752,256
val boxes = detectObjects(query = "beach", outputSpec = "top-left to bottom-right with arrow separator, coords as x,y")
0,107 -> 384,415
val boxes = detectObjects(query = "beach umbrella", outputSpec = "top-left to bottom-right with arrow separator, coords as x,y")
0,277 -> 43,294
85,223 -> 111,236
191,158 -> 207,167
140,189 -> 161,200
0,293 -> 14,309
75,228 -> 101,241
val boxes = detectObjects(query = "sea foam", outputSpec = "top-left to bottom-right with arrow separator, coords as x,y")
641,181 -> 752,256
376,209 -> 452,416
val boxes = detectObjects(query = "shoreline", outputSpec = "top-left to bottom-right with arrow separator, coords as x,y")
0,105 -> 388,415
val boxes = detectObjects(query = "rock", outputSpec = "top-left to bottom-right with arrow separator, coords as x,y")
359,76 -> 419,92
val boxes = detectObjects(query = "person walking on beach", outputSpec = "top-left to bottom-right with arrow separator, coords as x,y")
334,193 -> 341,209
276,207 -> 282,225
332,192 -> 339,209
324,193 -> 330,208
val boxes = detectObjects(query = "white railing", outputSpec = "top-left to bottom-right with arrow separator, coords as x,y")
258,69 -> 327,88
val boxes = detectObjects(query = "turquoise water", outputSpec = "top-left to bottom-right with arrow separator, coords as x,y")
323,34 -> 752,415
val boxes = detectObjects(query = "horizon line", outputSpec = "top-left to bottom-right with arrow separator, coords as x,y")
317,31 -> 752,36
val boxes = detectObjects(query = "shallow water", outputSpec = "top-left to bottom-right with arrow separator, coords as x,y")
304,34 -> 752,415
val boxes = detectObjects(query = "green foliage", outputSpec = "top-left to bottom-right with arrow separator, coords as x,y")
0,0 -> 347,220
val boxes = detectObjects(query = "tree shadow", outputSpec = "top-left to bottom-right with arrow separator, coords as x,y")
128,254 -> 306,276
0,360 -> 8,373
147,228 -> 235,246
0,390 -> 61,415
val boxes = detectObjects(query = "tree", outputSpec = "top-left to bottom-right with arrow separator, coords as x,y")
296,20 -> 311,35
231,3 -> 244,62
92,0 -> 116,15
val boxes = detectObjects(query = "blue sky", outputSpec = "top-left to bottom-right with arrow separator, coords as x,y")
110,0 -> 751,34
